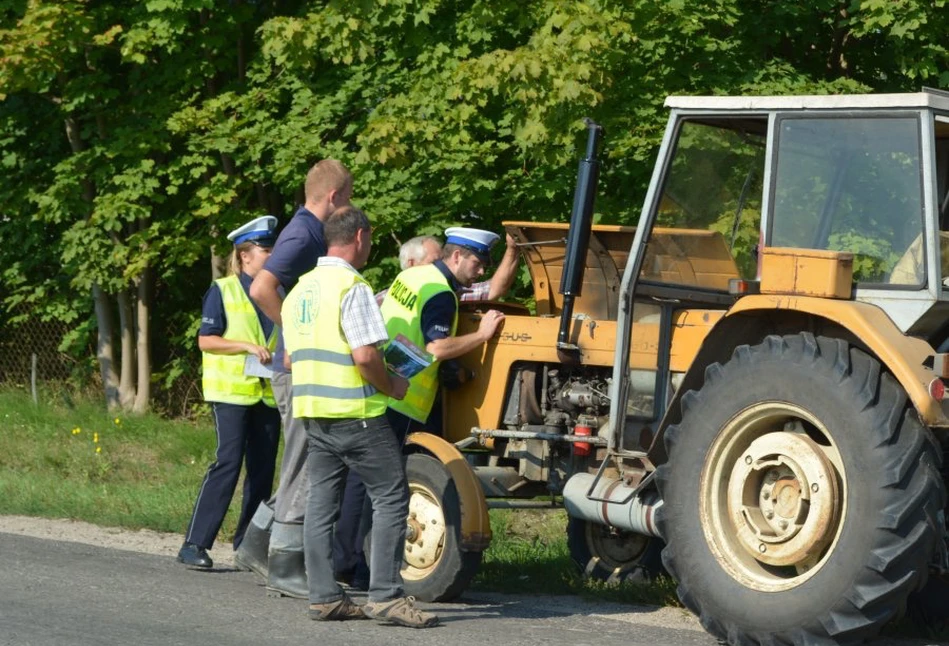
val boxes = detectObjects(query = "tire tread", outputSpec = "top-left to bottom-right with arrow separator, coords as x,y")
655,333 -> 944,646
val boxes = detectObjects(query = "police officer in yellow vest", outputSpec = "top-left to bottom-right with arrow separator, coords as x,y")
380,226 -> 507,442
177,216 -> 282,569
282,206 -> 438,627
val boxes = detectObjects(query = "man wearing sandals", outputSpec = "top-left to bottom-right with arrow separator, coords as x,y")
281,205 -> 439,628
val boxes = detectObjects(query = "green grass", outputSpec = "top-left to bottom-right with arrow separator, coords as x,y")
477,508 -> 575,592
477,508 -> 680,606
0,385 -> 243,538
0,385 -> 946,641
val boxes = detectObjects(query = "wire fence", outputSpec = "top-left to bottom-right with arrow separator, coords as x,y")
0,316 -> 203,417
0,318 -> 86,386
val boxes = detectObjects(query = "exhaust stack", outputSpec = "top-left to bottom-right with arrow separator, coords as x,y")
557,119 -> 604,352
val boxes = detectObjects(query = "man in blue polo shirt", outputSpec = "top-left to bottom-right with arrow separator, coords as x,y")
234,159 -> 353,598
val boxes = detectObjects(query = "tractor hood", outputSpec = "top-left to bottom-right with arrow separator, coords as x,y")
505,221 -> 635,321
506,220 -> 741,320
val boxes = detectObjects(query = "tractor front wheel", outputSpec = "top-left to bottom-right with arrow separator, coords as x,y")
398,453 -> 481,602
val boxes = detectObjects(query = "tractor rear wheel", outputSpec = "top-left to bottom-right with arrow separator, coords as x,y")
655,333 -> 944,645
566,517 -> 664,583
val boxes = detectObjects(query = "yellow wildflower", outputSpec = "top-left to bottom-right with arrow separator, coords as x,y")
93,432 -> 99,443
113,418 -> 121,426
96,446 -> 101,454
72,427 -> 81,435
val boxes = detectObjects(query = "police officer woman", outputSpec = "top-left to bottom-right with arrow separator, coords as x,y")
177,216 -> 282,568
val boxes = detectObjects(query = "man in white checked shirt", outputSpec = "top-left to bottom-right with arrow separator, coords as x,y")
282,205 -> 438,628
333,229 -> 519,588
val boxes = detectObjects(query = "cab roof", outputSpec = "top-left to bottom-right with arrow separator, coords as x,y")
665,88 -> 949,112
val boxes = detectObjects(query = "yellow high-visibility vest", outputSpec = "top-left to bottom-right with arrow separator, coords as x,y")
380,264 -> 458,422
201,275 -> 277,407
282,265 -> 389,419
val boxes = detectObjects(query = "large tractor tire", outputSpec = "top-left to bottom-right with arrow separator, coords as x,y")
566,517 -> 665,583
654,333 -> 945,645
398,453 -> 481,602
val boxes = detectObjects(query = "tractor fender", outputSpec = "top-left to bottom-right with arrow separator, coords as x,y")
724,295 -> 947,426
404,432 -> 492,552
649,294 -> 949,467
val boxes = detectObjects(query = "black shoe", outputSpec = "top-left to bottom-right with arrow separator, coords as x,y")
177,542 -> 213,568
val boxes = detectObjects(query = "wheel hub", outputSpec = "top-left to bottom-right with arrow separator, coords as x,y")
403,487 -> 446,571
588,524 -> 649,569
727,431 -> 839,567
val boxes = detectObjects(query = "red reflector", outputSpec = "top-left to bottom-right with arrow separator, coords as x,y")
728,279 -> 749,295
929,378 -> 946,401
573,424 -> 592,456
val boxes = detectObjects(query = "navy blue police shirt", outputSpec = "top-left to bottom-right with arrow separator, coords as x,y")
420,260 -> 462,344
261,207 -> 327,374
199,272 -> 275,340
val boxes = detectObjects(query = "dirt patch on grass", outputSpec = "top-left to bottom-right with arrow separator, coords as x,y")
495,508 -> 567,540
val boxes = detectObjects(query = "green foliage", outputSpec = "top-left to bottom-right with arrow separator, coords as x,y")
0,0 -> 947,406
829,230 -> 901,282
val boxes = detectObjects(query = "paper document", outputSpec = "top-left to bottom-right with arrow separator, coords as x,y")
244,354 -> 275,379
384,334 -> 433,379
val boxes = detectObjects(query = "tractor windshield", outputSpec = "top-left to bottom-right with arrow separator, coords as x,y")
771,116 -> 924,286
645,118 -> 766,291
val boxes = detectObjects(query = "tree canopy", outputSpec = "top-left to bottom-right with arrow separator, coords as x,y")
0,0 -> 946,410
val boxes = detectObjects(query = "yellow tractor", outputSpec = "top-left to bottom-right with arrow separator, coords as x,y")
400,91 -> 949,645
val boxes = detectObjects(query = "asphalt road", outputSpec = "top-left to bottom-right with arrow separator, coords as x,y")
0,532 -> 943,646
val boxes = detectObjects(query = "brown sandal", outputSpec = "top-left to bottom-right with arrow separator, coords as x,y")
308,594 -> 367,621
363,596 -> 439,628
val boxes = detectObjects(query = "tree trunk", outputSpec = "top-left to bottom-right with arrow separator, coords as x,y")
133,265 -> 152,413
92,284 -> 120,409
827,5 -> 851,76
211,243 -> 226,280
116,287 -> 137,409
66,113 -> 121,408
64,115 -> 95,200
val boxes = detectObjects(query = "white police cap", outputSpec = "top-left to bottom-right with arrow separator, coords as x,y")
444,227 -> 500,265
227,215 -> 278,246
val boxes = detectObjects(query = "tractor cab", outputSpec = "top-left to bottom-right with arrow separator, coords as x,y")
609,89 -> 949,458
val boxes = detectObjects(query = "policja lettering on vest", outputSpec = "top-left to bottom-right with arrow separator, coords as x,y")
380,264 -> 458,423
380,226 -> 507,431
388,279 -> 418,310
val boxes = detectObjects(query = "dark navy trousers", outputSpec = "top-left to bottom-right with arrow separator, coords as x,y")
185,400 -> 281,550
